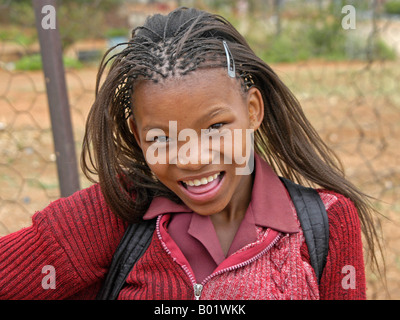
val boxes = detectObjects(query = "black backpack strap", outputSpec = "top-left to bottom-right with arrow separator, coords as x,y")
279,177 -> 329,284
96,218 -> 156,300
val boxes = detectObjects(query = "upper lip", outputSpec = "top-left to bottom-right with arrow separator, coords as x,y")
178,170 -> 223,182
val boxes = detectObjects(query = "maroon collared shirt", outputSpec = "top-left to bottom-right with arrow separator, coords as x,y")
143,154 -> 299,282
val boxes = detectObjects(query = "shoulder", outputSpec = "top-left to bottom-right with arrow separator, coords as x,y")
316,189 -> 360,222
316,189 -> 362,242
46,183 -> 107,212
37,183 -> 117,219
32,183 -> 128,245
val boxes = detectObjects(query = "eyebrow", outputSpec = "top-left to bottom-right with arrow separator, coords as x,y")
206,105 -> 232,120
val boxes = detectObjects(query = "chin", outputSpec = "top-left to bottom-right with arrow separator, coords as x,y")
184,199 -> 229,217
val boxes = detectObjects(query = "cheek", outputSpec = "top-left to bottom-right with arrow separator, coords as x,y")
214,128 -> 253,163
233,130 -> 253,166
141,142 -> 169,167
146,163 -> 168,183
139,145 -> 161,175
142,148 -> 172,181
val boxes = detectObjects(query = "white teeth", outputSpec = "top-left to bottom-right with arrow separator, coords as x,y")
183,172 -> 221,187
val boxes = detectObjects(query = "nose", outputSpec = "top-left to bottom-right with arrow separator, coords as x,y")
173,135 -> 214,171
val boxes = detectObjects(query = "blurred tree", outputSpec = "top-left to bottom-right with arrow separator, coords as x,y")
273,0 -> 283,36
4,0 -> 126,50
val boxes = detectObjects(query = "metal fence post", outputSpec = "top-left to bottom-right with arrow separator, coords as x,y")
32,0 -> 80,197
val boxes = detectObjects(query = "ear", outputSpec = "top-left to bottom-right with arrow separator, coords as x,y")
127,116 -> 142,148
246,87 -> 264,131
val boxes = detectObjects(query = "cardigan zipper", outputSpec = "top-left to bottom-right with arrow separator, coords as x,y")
194,233 -> 282,300
181,232 -> 283,300
156,216 -> 282,300
193,283 -> 204,300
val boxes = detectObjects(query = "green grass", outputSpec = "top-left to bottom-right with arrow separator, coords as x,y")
15,54 -> 83,71
224,10 -> 397,64
0,26 -> 37,46
255,26 -> 396,64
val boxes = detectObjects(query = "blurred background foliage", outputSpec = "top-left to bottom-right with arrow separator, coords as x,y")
0,0 -> 397,70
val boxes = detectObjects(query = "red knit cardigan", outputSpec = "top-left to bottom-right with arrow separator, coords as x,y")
0,183 -> 366,300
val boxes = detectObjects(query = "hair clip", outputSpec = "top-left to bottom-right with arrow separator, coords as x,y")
223,40 -> 235,78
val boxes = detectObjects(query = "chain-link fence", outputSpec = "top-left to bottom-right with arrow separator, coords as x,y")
0,0 -> 399,299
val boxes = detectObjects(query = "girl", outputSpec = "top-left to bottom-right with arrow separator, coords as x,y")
0,7 -> 382,300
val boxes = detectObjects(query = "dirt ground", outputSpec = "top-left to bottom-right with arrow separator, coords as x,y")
0,59 -> 399,299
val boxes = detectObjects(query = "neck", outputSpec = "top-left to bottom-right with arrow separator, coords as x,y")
209,172 -> 254,255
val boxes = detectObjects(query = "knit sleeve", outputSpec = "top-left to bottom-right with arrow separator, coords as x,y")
316,190 -> 367,300
0,184 -> 128,300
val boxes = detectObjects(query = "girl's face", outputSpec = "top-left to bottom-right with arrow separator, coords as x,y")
129,68 -> 264,219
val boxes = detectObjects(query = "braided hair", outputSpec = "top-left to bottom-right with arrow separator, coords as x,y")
81,7 -> 383,276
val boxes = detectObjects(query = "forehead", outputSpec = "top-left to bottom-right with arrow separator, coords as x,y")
132,68 -> 244,125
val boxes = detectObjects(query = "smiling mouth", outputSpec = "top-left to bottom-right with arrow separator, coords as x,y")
180,171 -> 225,195
182,172 -> 221,187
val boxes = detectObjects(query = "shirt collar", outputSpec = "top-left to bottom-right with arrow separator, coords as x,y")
249,153 -> 299,233
143,196 -> 192,219
143,153 -> 299,234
